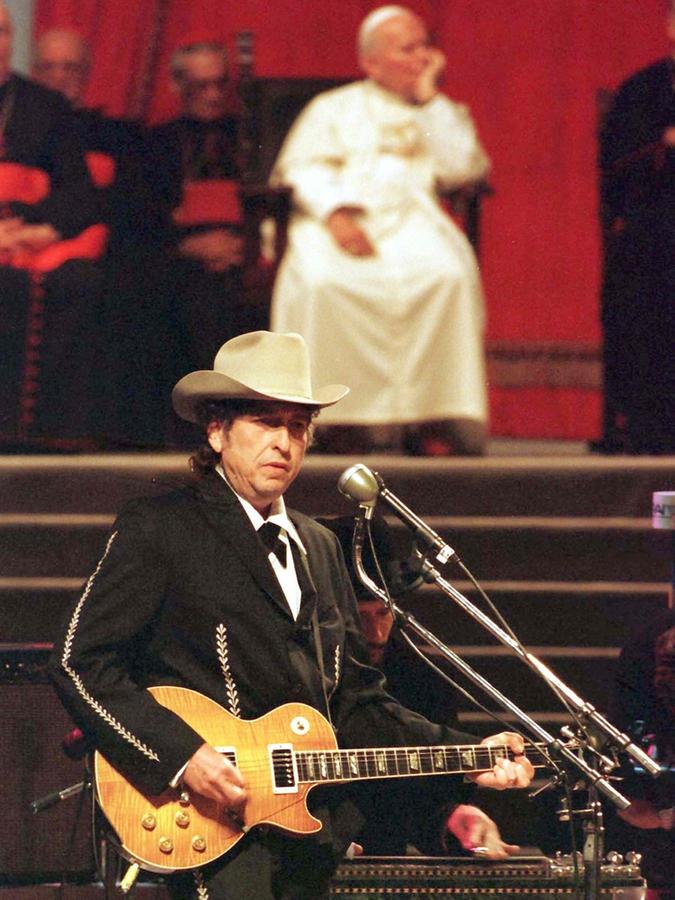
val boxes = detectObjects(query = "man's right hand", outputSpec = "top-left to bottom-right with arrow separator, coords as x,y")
326,208 -> 375,257
182,742 -> 247,809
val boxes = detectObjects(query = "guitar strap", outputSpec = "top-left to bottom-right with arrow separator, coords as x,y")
291,539 -> 336,733
311,606 -> 335,734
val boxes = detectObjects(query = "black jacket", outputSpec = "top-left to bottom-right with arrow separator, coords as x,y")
49,472 -> 470,808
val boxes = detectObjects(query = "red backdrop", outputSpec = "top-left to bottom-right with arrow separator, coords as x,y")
34,0 -> 670,440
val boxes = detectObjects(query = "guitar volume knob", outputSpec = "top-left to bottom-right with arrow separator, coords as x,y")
192,835 -> 207,852
158,837 -> 174,854
141,814 -> 156,831
175,811 -> 190,828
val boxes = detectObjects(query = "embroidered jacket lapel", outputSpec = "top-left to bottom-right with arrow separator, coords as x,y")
193,473 -> 291,616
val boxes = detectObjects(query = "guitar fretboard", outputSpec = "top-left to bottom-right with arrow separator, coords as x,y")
294,742 -> 547,785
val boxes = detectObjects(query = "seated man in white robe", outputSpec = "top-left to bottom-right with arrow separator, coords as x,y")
270,4 -> 490,455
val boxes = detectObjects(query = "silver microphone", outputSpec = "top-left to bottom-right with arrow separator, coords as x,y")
338,464 -> 456,565
337,463 -> 379,506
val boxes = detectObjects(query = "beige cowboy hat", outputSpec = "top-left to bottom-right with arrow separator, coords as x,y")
172,331 -> 349,423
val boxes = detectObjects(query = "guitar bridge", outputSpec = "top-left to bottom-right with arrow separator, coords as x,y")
269,744 -> 298,794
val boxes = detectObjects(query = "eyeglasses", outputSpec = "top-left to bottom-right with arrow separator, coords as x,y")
181,76 -> 229,94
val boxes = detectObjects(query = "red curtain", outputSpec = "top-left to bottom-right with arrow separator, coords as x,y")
34,0 -> 670,439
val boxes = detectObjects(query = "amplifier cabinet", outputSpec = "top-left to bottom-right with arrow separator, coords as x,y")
330,856 -> 646,898
0,645 -> 95,880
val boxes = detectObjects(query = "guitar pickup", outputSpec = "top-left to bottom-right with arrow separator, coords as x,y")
269,744 -> 298,793
214,747 -> 238,767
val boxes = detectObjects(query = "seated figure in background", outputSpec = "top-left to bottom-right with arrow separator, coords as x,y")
271,5 -> 490,456
606,610 -> 675,898
33,26 -> 152,449
144,38 -> 264,446
597,4 -> 675,455
33,27 -> 146,252
0,1 -> 102,450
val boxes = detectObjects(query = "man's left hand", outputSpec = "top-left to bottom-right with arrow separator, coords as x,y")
467,732 -> 534,790
447,804 -> 519,859
0,219 -> 60,255
413,48 -> 446,104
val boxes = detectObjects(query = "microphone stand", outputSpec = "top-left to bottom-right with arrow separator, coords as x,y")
350,509 -> 651,900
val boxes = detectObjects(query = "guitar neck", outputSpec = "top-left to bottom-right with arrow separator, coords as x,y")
292,742 -> 548,786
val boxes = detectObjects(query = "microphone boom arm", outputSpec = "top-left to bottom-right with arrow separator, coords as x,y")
350,511 -> 643,809
418,555 -> 660,780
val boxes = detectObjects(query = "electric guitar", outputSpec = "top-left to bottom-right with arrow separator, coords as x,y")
95,685 -> 549,873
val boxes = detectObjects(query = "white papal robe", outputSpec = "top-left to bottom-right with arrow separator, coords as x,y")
270,79 -> 490,427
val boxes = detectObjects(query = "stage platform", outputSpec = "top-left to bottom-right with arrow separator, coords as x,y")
1,442 -> 672,889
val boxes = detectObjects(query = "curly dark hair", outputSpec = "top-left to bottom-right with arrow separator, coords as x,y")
189,398 -> 318,477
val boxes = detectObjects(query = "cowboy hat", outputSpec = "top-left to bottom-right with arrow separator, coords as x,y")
172,331 -> 349,423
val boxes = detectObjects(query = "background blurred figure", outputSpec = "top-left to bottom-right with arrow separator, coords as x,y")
320,514 -> 523,859
597,3 -> 675,455
0,2 -> 102,451
144,37 -> 263,446
33,26 -> 145,247
271,5 -> 490,456
33,26 -> 88,105
34,26 -> 151,448
606,609 -> 675,898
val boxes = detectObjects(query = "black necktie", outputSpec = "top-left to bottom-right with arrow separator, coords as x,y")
258,522 -> 288,567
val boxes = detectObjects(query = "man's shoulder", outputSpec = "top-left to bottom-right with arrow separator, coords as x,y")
8,72 -> 73,115
77,108 -> 145,148
617,58 -> 672,96
304,80 -> 365,112
289,509 -> 341,550
117,482 -> 201,521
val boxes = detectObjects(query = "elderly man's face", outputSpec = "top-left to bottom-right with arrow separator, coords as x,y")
176,50 -> 229,121
0,4 -> 13,84
207,402 -> 312,515
361,13 -> 431,102
34,31 -> 89,106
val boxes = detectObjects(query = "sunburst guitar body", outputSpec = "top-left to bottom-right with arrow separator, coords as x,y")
94,685 -> 546,873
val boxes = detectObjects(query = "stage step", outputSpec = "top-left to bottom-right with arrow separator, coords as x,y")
0,511 -> 669,582
0,452 -> 672,517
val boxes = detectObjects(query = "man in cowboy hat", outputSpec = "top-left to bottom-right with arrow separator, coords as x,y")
50,331 -> 533,899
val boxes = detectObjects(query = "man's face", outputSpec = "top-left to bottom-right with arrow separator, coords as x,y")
358,598 -> 395,666
175,50 -> 229,121
361,13 -> 430,102
34,32 -> 89,106
208,403 -> 312,515
0,5 -> 13,84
